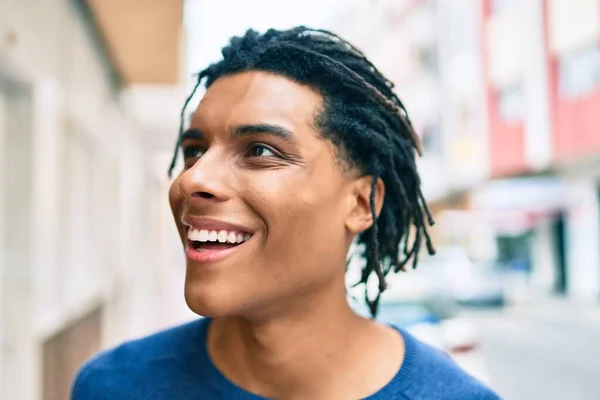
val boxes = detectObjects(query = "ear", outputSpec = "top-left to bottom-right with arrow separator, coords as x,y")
345,175 -> 385,234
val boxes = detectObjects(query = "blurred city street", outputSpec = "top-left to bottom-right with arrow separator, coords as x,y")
468,301 -> 600,400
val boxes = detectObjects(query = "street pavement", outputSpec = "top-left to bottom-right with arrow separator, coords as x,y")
466,301 -> 600,400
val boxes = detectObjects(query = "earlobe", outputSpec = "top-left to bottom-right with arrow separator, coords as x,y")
345,176 -> 385,234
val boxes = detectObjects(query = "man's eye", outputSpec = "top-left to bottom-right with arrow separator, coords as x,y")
182,147 -> 205,160
248,144 -> 277,158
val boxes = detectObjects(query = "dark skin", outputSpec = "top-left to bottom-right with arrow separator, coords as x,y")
169,71 -> 405,399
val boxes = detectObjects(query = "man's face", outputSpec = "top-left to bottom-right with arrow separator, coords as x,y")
169,71 -> 359,318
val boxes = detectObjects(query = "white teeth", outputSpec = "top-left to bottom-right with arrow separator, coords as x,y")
188,228 -> 200,241
187,227 -> 252,244
199,229 -> 209,241
227,232 -> 237,243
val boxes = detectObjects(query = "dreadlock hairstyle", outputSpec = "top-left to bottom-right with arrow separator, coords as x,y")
168,26 -> 435,317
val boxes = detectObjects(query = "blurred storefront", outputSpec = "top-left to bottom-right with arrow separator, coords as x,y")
0,1 -> 189,399
547,0 -> 600,302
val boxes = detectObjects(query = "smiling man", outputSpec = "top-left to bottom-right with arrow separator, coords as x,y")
72,27 -> 500,399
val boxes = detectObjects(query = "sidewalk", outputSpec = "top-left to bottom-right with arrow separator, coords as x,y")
504,295 -> 600,331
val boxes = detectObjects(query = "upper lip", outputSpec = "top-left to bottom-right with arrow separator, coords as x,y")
182,215 -> 253,234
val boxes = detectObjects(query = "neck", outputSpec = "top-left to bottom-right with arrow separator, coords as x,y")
207,281 -> 375,398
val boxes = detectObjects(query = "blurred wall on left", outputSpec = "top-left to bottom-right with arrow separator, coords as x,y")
0,1 -> 193,400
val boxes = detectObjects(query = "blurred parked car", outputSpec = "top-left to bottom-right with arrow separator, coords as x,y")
419,246 -> 505,308
453,263 -> 506,307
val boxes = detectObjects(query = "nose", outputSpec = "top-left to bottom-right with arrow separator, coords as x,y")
178,148 -> 233,204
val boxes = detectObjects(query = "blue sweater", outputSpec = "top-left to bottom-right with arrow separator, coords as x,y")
72,318 -> 500,399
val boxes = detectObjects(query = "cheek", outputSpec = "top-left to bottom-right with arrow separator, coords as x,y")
242,168 -> 349,277
245,168 -> 346,226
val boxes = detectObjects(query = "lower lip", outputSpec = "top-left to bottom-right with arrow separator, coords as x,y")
185,239 -> 248,264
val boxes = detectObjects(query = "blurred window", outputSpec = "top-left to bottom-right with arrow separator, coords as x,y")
491,0 -> 519,14
497,84 -> 524,122
496,232 -> 532,269
421,121 -> 443,155
418,47 -> 438,75
559,45 -> 600,99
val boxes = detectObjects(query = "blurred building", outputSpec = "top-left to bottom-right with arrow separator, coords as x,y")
0,1 -> 190,399
475,0 -> 600,302
332,0 -> 600,303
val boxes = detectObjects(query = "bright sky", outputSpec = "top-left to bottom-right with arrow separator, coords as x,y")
184,0 -> 349,81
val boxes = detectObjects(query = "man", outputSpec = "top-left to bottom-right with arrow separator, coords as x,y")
72,27 -> 500,399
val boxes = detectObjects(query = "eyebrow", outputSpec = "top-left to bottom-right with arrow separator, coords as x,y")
180,128 -> 202,141
180,124 -> 298,144
230,123 -> 298,143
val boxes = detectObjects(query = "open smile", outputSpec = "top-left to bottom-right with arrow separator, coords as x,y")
183,219 -> 254,263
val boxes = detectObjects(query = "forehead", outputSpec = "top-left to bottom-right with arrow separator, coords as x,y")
191,71 -> 323,131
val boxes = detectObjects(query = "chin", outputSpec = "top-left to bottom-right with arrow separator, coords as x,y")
183,275 -> 264,319
183,277 -> 293,321
184,283 -> 236,318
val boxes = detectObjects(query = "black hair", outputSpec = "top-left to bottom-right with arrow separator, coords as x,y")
168,26 -> 435,317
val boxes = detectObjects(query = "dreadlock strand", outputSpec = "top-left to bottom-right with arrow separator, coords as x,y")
168,73 -> 205,177
274,42 -> 423,153
368,173 -> 386,293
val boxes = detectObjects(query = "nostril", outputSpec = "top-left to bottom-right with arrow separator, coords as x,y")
192,191 -> 215,199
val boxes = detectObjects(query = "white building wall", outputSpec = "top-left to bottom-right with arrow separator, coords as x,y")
530,220 -> 559,295
0,1 -> 183,399
0,84 -> 5,391
436,0 -> 490,190
0,78 -> 36,400
564,174 -> 600,302
522,0 -> 553,170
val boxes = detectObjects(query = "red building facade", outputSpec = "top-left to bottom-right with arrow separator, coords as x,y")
482,0 -> 600,176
